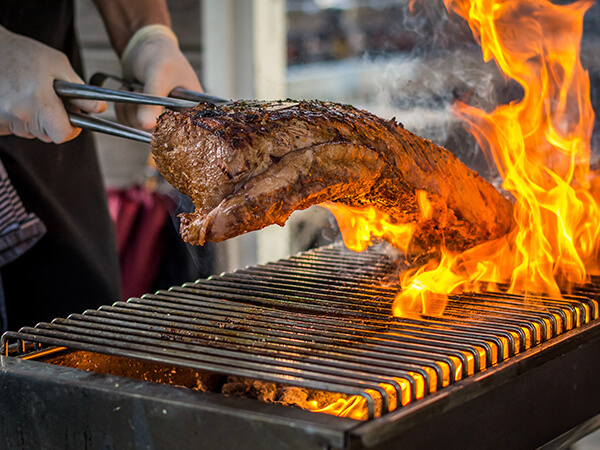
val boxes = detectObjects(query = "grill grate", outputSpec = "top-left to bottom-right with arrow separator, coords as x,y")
2,244 -> 598,420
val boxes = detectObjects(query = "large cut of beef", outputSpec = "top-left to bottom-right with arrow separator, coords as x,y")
151,100 -> 514,252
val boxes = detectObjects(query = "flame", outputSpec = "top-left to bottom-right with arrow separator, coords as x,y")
312,377 -> 417,420
322,202 -> 418,253
408,0 -> 420,14
327,0 -> 600,317
314,395 -> 366,420
396,0 -> 600,315
314,0 -> 600,420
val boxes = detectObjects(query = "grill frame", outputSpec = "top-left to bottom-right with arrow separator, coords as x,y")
2,243 -> 600,449
1,318 -> 599,449
350,317 -> 600,449
0,354 -> 355,450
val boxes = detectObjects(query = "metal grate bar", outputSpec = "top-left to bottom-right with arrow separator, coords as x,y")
139,292 -> 476,380
2,243 -> 597,421
176,283 -> 502,368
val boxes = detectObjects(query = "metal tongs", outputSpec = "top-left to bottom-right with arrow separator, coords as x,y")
54,73 -> 229,144
89,72 -> 229,105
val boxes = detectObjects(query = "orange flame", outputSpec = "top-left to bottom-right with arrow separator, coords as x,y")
322,202 -> 418,253
394,0 -> 600,315
408,0 -> 420,14
312,0 -> 599,420
311,377 -> 418,420
325,0 -> 600,319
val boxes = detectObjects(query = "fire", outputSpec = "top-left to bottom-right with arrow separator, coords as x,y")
326,0 -> 600,319
312,377 -> 416,420
312,0 -> 599,420
321,202 -> 418,253
395,0 -> 600,314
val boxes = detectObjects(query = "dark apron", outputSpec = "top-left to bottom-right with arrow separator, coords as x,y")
0,1 -> 121,329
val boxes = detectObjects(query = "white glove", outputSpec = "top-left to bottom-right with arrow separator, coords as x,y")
119,24 -> 202,130
0,26 -> 106,144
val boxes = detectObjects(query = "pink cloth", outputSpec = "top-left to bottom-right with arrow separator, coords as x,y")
107,187 -> 172,299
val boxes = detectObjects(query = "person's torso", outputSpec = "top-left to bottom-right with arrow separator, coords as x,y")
0,0 -> 76,55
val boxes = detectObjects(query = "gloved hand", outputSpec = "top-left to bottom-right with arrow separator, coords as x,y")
0,26 -> 106,144
119,24 -> 202,130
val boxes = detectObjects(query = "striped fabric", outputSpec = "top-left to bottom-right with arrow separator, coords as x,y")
0,161 -> 46,266
0,159 -> 46,330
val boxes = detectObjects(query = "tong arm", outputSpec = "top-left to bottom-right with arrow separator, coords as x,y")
89,72 -> 231,104
67,111 -> 151,144
56,74 -> 231,144
169,87 -> 230,104
54,80 -> 197,109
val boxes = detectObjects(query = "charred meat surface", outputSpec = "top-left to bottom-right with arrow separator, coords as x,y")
151,100 -> 514,251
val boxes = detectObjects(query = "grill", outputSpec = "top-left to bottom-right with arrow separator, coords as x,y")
2,244 -> 600,449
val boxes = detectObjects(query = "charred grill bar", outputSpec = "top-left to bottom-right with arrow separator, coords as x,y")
1,244 -> 600,449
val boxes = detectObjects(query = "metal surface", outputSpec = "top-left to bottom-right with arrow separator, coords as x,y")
3,245 -> 598,413
1,321 -> 599,449
0,355 -> 354,450
54,79 -> 196,143
1,243 -> 600,449
89,72 -> 231,104
349,317 -> 600,449
67,111 -> 151,143
54,80 -> 197,109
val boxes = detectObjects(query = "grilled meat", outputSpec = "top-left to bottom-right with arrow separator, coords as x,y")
151,100 -> 514,252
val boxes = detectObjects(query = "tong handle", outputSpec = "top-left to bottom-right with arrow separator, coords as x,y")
89,72 -> 231,104
54,80 -> 197,109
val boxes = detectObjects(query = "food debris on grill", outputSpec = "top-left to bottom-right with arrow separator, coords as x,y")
220,376 -> 379,419
151,100 -> 514,253
46,350 -> 220,391
45,350 -> 378,419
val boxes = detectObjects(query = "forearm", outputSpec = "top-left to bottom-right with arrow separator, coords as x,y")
92,0 -> 171,55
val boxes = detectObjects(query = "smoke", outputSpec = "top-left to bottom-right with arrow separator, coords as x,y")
159,185 -> 216,281
402,0 -> 477,54
361,0 -> 519,180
